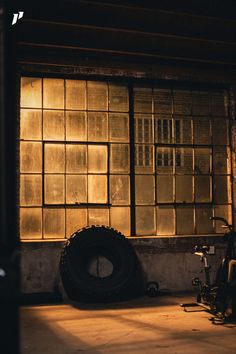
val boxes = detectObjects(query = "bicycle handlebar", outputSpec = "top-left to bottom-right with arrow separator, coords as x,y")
209,216 -> 233,231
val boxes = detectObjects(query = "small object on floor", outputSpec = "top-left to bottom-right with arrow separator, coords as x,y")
146,281 -> 159,297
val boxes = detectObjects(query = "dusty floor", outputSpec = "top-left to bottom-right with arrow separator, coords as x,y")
20,293 -> 236,354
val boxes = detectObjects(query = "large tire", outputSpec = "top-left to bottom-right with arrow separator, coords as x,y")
60,226 -> 142,302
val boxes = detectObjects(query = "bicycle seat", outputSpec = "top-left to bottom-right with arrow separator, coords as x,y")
194,245 -> 210,255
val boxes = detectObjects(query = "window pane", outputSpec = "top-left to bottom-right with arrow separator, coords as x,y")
110,144 -> 129,173
156,175 -> 173,202
20,109 -> 42,140
193,118 -> 211,144
173,90 -> 192,115
20,208 -> 42,239
136,206 -> 156,235
20,175 -> 42,206
88,112 -> 108,141
156,147 -> 174,174
66,111 -> 87,141
109,113 -> 129,142
195,176 -> 211,202
212,119 -> 228,145
213,146 -> 230,174
66,208 -> 87,237
21,77 -> 42,108
211,92 -> 227,117
176,148 -> 193,174
155,116 -> 173,144
110,175 -> 130,205
176,176 -> 193,202
156,206 -> 175,235
213,176 -> 231,203
66,175 -> 87,204
88,208 -> 109,226
194,148 -> 211,174
88,175 -> 107,203
110,207 -> 130,236
192,91 -> 209,116
108,83 -> 128,112
88,145 -> 107,173
135,145 -> 154,174
43,110 -> 64,140
66,144 -> 87,173
43,208 -> 65,238
43,78 -> 64,109
135,175 -> 154,205
65,80 -> 86,110
153,89 -> 172,114
176,206 -> 194,234
214,205 -> 232,233
44,175 -> 65,204
87,81 -> 108,111
174,117 -> 192,144
44,144 -> 65,173
20,142 -> 42,173
135,114 -> 153,143
196,206 -> 213,234
134,87 -> 152,113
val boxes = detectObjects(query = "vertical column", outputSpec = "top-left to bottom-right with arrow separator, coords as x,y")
230,87 -> 236,229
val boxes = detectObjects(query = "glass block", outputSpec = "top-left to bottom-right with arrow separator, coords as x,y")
156,206 -> 175,235
21,77 -> 42,108
174,117 -> 192,144
213,146 -> 230,174
108,83 -> 129,112
87,81 -> 108,111
88,112 -> 108,141
43,208 -> 65,239
156,147 -> 174,174
135,175 -> 155,205
192,91 -> 209,116
66,175 -> 87,204
20,175 -> 42,206
212,119 -> 228,145
213,176 -> 231,204
66,208 -> 87,237
109,113 -> 129,142
66,144 -> 87,173
193,118 -> 211,144
176,206 -> 194,235
155,116 -> 173,144
196,206 -> 213,234
43,78 -> 64,109
20,109 -> 42,140
65,80 -> 86,110
136,206 -> 156,235
88,145 -> 107,173
110,207 -> 130,236
195,176 -> 211,202
173,90 -> 192,115
153,89 -> 172,114
20,208 -> 42,239
175,148 -> 193,174
110,144 -> 130,173
66,111 -> 87,141
211,91 -> 227,117
194,148 -> 211,174
214,205 -> 232,233
156,175 -> 173,202
44,144 -> 65,173
88,208 -> 109,226
176,176 -> 193,202
134,87 -> 152,113
43,110 -> 64,141
44,175 -> 65,204
135,114 -> 153,143
20,142 -> 42,173
88,175 -> 107,203
135,145 -> 154,174
110,175 -> 130,205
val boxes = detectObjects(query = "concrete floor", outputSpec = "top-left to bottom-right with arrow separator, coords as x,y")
20,294 -> 236,354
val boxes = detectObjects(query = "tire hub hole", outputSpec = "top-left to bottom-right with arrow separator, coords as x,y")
87,255 -> 114,278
